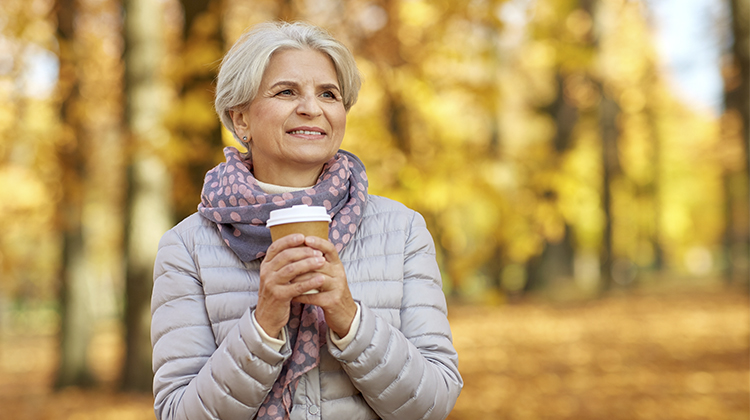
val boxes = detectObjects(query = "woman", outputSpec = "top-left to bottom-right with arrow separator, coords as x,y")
151,21 -> 462,420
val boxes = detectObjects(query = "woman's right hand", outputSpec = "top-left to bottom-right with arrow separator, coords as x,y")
256,234 -> 326,338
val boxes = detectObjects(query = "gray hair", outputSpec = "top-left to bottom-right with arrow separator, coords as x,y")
215,21 -> 362,142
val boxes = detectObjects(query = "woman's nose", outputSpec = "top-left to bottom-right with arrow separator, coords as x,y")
297,95 -> 323,117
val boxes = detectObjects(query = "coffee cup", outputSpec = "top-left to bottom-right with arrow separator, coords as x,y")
267,204 -> 331,241
267,205 -> 331,294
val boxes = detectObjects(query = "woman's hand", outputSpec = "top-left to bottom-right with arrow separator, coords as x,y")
256,234 -> 326,338
293,236 -> 358,338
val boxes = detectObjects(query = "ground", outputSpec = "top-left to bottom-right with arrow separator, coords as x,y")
1,283 -> 747,420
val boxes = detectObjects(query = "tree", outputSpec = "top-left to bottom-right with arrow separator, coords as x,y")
54,0 -> 95,388
598,91 -> 622,291
121,0 -> 174,391
589,0 -> 622,291
722,0 -> 750,284
524,0 -> 594,292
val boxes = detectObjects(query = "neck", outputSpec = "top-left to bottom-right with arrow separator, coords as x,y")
253,165 -> 323,188
256,179 -> 312,194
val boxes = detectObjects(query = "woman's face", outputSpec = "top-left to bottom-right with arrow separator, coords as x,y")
234,48 -> 347,186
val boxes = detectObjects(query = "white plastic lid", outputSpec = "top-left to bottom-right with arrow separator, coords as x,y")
266,205 -> 331,227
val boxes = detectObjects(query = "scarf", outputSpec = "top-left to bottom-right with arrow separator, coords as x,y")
197,146 -> 369,420
198,146 -> 368,260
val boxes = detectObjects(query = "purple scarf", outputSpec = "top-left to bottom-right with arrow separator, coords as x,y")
198,146 -> 368,420
198,146 -> 369,260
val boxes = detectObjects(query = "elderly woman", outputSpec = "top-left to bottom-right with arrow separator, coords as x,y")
151,21 -> 462,420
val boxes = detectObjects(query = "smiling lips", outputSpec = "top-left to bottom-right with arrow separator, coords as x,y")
287,127 -> 326,138
289,130 -> 324,135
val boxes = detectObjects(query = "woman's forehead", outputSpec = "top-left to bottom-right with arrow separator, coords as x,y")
262,49 -> 339,87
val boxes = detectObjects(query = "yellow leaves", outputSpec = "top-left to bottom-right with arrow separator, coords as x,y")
422,177 -> 451,211
399,0 -> 440,30
0,165 -> 57,299
397,162 -> 422,191
565,9 -> 592,41
564,72 -> 600,109
483,161 -> 516,191
500,263 -> 526,292
168,89 -> 217,133
423,88 -> 492,145
618,113 -> 653,185
178,40 -> 222,79
597,3 -> 655,88
0,0 -> 738,306
0,101 -> 17,131
620,87 -> 646,114
449,290 -> 750,419
527,113 -> 557,143
522,40 -> 557,70
0,164 -> 48,215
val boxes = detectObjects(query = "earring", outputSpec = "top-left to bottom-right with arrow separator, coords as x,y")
242,136 -> 247,141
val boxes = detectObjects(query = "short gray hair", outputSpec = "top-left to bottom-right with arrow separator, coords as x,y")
215,21 -> 362,142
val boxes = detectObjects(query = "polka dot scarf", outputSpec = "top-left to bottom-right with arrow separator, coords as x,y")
257,302 -> 326,420
198,146 -> 369,262
199,146 -> 368,419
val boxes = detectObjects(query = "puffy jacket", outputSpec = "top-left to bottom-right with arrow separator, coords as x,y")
151,195 -> 463,420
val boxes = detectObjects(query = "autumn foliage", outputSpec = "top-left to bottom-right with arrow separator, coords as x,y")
0,0 -> 747,418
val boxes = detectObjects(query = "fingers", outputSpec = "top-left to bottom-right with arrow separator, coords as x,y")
283,236 -> 357,336
288,272 -> 324,295
262,250 -> 325,287
265,234 -> 322,268
265,233 -> 306,261
260,234 -> 344,301
260,234 -> 329,297
303,236 -> 340,263
256,234 -> 329,336
293,278 -> 357,338
294,236 -> 348,297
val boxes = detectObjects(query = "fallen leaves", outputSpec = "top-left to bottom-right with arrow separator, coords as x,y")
447,288 -> 749,420
0,287 -> 747,420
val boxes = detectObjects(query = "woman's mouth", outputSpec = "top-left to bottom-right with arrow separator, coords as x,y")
288,129 -> 325,135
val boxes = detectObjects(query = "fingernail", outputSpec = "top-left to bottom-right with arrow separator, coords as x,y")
314,250 -> 323,257
316,257 -> 325,264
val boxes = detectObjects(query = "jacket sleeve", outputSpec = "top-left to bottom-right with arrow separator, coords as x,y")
327,211 -> 463,420
151,227 -> 290,420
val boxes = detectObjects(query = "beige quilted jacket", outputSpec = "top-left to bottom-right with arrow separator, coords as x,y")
151,195 -> 462,420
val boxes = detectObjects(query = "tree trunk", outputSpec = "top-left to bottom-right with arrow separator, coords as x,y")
525,224 -> 576,292
729,0 -> 749,181
585,0 -> 622,292
599,93 -> 621,291
54,0 -> 95,388
722,0 -> 750,284
121,0 -> 173,391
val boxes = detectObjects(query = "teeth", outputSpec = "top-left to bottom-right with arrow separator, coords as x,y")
289,130 -> 323,135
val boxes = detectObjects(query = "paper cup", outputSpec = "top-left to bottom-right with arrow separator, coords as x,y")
267,205 -> 331,242
267,205 -> 331,294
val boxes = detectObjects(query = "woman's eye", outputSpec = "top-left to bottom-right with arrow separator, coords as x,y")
321,91 -> 337,99
276,89 -> 293,96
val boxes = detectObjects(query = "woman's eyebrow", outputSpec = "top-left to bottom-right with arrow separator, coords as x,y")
269,80 -> 298,89
269,80 -> 340,91
319,83 -> 341,92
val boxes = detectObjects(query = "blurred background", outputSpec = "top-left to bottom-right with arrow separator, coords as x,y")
0,0 -> 748,419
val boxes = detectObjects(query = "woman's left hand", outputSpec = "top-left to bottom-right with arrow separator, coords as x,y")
293,236 -> 357,338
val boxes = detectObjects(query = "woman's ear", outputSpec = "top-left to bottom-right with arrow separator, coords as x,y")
229,108 -> 250,136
